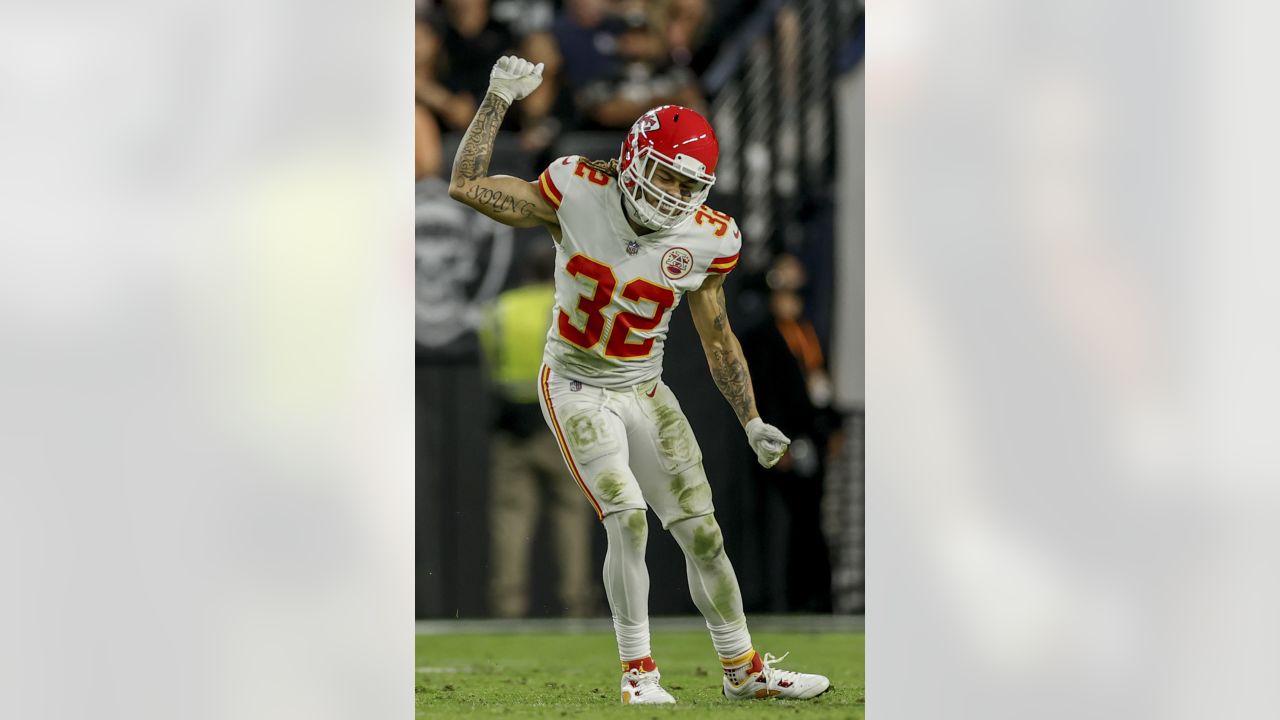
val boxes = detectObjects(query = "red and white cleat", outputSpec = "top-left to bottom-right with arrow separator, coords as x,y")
621,667 -> 677,705
722,651 -> 832,701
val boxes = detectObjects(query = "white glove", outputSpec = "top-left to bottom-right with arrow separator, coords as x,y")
745,418 -> 791,469
487,55 -> 544,105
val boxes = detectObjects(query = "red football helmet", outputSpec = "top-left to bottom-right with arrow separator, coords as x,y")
618,105 -> 719,230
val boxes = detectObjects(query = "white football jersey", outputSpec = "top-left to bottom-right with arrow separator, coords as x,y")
536,155 -> 741,389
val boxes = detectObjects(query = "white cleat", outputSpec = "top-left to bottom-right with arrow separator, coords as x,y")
620,667 -> 677,705
722,652 -> 832,701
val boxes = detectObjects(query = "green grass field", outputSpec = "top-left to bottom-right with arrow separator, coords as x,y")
416,630 -> 864,719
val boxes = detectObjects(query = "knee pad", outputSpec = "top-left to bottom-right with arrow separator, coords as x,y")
672,514 -> 725,565
608,508 -> 649,551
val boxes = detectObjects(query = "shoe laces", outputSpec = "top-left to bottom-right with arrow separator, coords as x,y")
761,651 -> 804,687
626,667 -> 663,691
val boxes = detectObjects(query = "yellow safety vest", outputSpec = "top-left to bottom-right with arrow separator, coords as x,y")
478,282 -> 556,404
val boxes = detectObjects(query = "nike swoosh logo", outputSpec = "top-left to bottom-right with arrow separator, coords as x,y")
646,385 -> 658,398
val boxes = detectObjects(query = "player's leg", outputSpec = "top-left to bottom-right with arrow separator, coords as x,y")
627,379 -> 832,700
537,367 -> 675,704
488,431 -> 540,618
601,508 -> 678,704
622,381 -> 752,674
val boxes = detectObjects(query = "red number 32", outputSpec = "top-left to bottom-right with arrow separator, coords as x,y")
574,161 -> 611,186
694,206 -> 730,237
557,254 -> 675,359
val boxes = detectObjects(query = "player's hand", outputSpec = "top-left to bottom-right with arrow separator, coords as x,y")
487,55 -> 544,105
745,418 -> 791,469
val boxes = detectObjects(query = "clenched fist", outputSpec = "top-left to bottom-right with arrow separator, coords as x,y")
487,55 -> 544,105
745,418 -> 791,469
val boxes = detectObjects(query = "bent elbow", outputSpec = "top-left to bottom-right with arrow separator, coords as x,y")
447,182 -> 466,202
700,337 -> 730,358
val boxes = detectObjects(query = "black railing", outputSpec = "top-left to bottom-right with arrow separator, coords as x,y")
702,0 -> 862,271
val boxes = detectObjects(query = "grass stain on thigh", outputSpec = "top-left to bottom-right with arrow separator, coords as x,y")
669,470 -> 712,515
596,472 -> 627,504
652,403 -> 697,466
564,413 -> 601,452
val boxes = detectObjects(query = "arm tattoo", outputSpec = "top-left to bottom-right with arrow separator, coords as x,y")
710,347 -> 755,425
464,184 -> 535,217
705,289 -> 755,424
452,93 -> 510,187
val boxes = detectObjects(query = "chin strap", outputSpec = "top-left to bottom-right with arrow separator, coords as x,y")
620,193 -> 660,232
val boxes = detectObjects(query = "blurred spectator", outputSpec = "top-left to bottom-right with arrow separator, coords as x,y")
417,0 -> 562,152
478,247 -> 596,618
574,9 -> 706,130
511,24 -> 563,152
741,254 -> 838,613
765,254 -> 836,407
416,18 -> 444,180
415,175 -> 516,356
489,0 -> 556,36
552,0 -> 621,95
416,104 -> 443,180
416,7 -> 485,132
658,0 -> 711,70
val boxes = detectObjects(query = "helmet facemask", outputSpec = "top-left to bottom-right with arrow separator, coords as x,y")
619,148 -> 715,231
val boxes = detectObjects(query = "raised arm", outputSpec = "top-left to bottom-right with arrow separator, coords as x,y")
448,56 -> 558,230
688,274 -> 792,468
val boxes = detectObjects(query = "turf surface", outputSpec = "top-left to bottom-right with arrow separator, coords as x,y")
416,630 -> 864,718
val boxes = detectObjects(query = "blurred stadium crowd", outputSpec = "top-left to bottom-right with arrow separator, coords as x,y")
416,0 -> 713,172
416,0 -> 863,620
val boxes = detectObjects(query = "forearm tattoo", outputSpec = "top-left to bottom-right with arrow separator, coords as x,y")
710,285 -> 728,332
710,347 -> 755,425
464,185 -> 535,217
706,290 -> 755,424
452,93 -> 509,187
712,304 -> 726,332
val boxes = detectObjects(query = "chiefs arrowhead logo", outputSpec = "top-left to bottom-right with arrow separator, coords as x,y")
661,247 -> 693,280
638,112 -> 661,133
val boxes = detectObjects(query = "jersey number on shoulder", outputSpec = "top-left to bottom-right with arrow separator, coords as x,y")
694,206 -> 731,237
558,254 -> 675,359
574,162 -> 611,186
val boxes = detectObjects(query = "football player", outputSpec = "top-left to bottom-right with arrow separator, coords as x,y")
449,55 -> 833,705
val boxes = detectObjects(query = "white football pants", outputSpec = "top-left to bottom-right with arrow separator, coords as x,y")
537,365 -> 752,661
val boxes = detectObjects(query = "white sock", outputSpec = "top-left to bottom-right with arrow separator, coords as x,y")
706,617 -> 753,662
614,620 -> 652,663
